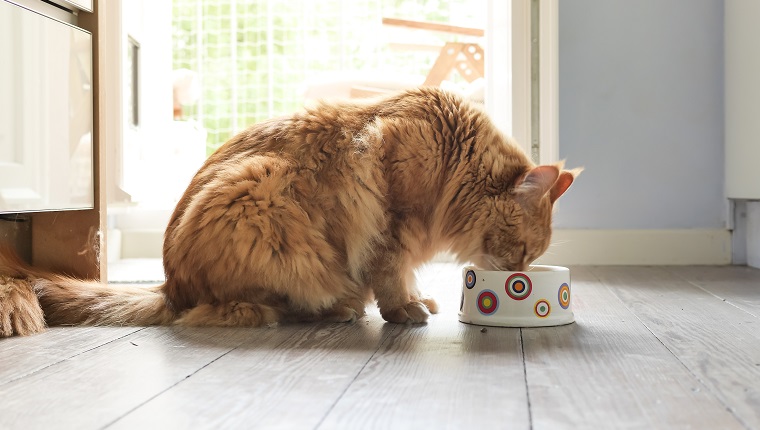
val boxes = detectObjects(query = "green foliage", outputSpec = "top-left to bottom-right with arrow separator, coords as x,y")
172,0 -> 483,156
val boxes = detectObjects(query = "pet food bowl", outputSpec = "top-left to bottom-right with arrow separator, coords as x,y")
459,265 -> 574,327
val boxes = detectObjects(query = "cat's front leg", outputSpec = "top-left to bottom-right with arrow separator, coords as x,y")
366,245 -> 431,324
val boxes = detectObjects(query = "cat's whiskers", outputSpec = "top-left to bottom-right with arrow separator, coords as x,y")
542,249 -> 558,256
548,239 -> 570,248
481,255 -> 502,271
467,253 -> 507,271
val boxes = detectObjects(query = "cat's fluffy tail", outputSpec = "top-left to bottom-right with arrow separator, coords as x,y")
0,247 -> 174,337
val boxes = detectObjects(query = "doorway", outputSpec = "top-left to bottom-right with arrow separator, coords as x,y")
107,0 -> 517,282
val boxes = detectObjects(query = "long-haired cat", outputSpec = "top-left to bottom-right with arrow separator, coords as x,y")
0,87 -> 579,336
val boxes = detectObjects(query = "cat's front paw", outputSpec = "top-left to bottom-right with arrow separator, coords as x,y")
418,296 -> 439,314
320,297 -> 367,323
324,304 -> 365,324
380,301 -> 429,324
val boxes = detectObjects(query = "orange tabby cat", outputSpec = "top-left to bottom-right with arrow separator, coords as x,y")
0,87 -> 579,336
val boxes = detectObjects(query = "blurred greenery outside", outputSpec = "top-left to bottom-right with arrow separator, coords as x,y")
172,0 -> 485,155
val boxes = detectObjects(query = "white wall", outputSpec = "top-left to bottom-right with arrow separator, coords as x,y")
555,0 -> 725,230
121,0 -> 175,201
104,0 -> 174,206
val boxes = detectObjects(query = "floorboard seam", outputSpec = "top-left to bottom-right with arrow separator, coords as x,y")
312,324 -> 399,430
519,329 -> 534,430
100,331 -> 253,430
589,267 -> 753,430
665,267 -> 760,319
0,327 -> 146,387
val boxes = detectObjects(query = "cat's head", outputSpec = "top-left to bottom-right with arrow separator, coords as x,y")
474,163 -> 580,271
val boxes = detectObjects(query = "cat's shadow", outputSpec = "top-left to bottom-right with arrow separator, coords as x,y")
161,311 -> 593,356
164,316 -> 400,353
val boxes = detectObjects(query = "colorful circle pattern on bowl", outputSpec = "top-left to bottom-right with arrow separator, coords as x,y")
558,283 -> 571,309
459,266 -> 575,327
505,273 -> 532,300
477,289 -> 499,315
534,299 -> 551,318
465,270 -> 477,289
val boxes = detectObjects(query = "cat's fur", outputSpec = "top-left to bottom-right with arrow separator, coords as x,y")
0,87 -> 579,336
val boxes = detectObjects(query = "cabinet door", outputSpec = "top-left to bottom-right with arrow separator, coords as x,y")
0,1 -> 93,214
726,1 -> 760,199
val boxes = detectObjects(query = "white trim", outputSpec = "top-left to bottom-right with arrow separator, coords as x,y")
499,0 -> 559,164
538,0 -> 559,164
534,229 -> 733,266
509,0 -> 531,155
102,0 -> 126,204
484,0 -> 512,135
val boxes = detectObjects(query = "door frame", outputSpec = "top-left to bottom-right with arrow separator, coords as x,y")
486,0 -> 558,164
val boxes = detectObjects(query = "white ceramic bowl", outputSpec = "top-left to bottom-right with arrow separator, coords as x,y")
458,265 -> 575,327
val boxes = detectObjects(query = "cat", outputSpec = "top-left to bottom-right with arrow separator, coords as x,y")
0,87 -> 579,337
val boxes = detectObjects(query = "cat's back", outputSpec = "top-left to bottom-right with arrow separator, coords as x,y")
204,97 -> 377,166
171,87 -> 471,226
208,87 -> 468,159
163,95 -> 395,300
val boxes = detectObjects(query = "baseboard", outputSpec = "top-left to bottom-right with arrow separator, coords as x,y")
120,229 -> 164,259
535,229 -> 733,266
117,228 -> 734,266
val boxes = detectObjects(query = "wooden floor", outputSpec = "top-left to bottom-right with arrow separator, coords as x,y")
2,264 -> 760,429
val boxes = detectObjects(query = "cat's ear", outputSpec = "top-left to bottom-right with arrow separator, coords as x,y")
515,164 -> 582,203
514,165 -> 560,198
549,167 -> 582,203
